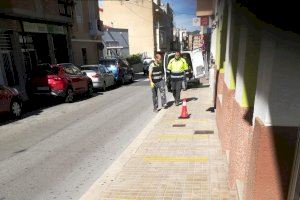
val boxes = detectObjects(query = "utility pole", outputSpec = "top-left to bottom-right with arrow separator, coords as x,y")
156,20 -> 160,52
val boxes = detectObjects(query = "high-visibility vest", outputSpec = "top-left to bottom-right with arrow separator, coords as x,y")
167,58 -> 188,80
150,63 -> 164,83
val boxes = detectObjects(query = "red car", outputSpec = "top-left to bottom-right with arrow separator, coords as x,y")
0,85 -> 22,118
29,63 -> 93,103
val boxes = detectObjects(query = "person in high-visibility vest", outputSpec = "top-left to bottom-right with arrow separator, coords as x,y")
149,53 -> 167,112
167,51 -> 188,106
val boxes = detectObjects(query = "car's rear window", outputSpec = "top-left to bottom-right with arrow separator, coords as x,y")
58,63 -> 75,68
81,66 -> 99,71
99,60 -> 116,66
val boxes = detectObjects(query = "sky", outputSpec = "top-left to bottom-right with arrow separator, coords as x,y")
163,0 -> 198,31
99,0 -> 198,31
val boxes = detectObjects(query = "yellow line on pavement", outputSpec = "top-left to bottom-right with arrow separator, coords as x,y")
118,198 -> 152,200
144,156 -> 208,162
161,119 -> 208,124
158,134 -> 209,139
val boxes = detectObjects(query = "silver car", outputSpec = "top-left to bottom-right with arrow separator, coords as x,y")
81,64 -> 115,91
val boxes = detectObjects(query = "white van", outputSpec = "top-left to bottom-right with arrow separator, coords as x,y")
163,49 -> 205,88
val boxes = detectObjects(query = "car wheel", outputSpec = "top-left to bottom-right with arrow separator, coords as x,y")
130,74 -> 134,83
121,77 -> 125,85
87,83 -> 93,96
65,88 -> 74,103
102,81 -> 107,91
10,100 -> 22,118
112,79 -> 117,88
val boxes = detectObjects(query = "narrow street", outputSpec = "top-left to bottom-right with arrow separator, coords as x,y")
0,77 -> 155,200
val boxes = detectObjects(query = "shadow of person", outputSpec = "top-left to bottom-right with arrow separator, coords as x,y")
164,101 -> 174,109
206,107 -> 215,113
185,97 -> 198,102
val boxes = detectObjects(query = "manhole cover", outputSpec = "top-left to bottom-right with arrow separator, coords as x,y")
194,130 -> 214,134
172,124 -> 186,127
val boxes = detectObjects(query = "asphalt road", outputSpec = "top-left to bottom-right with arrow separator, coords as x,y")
0,77 -> 157,200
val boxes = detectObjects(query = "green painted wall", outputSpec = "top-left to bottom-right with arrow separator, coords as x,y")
219,5 -> 228,70
216,26 -> 221,69
228,18 -> 241,90
241,30 -> 261,107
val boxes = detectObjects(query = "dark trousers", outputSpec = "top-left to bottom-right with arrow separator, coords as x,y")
171,79 -> 182,103
152,80 -> 167,110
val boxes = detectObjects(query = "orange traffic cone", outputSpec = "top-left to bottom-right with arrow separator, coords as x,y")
179,98 -> 190,119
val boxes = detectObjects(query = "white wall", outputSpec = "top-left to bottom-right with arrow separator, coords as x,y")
254,31 -> 300,127
253,32 -> 275,126
224,2 -> 233,89
268,37 -> 300,126
210,25 -> 216,60
234,25 -> 247,106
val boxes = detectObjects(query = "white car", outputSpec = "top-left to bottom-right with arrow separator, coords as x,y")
81,64 -> 115,91
142,58 -> 154,75
163,49 -> 205,89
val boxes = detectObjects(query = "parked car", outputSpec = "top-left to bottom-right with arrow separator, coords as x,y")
29,63 -> 93,103
80,64 -> 115,91
142,58 -> 154,76
0,85 -> 22,118
99,58 -> 134,84
163,49 -> 205,90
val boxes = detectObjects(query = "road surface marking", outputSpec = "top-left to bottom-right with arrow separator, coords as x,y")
158,134 -> 209,139
144,156 -> 208,162
162,119 -> 208,124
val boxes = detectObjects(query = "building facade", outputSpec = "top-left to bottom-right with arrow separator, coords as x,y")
71,0 -> 102,66
101,0 -> 173,58
0,0 -> 73,99
178,29 -> 188,51
101,27 -> 129,58
172,27 -> 180,51
188,34 -> 201,50
197,0 -> 300,199
0,0 -> 102,99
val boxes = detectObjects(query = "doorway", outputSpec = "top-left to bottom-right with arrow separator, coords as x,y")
53,34 -> 69,63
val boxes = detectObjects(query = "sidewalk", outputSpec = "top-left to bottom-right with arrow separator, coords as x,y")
80,85 -> 237,200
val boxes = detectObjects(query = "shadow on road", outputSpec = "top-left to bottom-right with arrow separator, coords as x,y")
0,92 -> 103,126
124,73 -> 149,87
0,74 -> 149,126
186,97 -> 198,102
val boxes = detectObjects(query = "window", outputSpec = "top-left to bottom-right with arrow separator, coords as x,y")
81,66 -> 99,71
64,66 -> 74,75
74,0 -> 83,24
103,66 -> 110,73
99,66 -> 106,73
72,66 -> 82,75
99,59 -> 117,67
58,0 -> 74,17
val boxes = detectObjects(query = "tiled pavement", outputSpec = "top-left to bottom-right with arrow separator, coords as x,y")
80,85 -> 237,200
